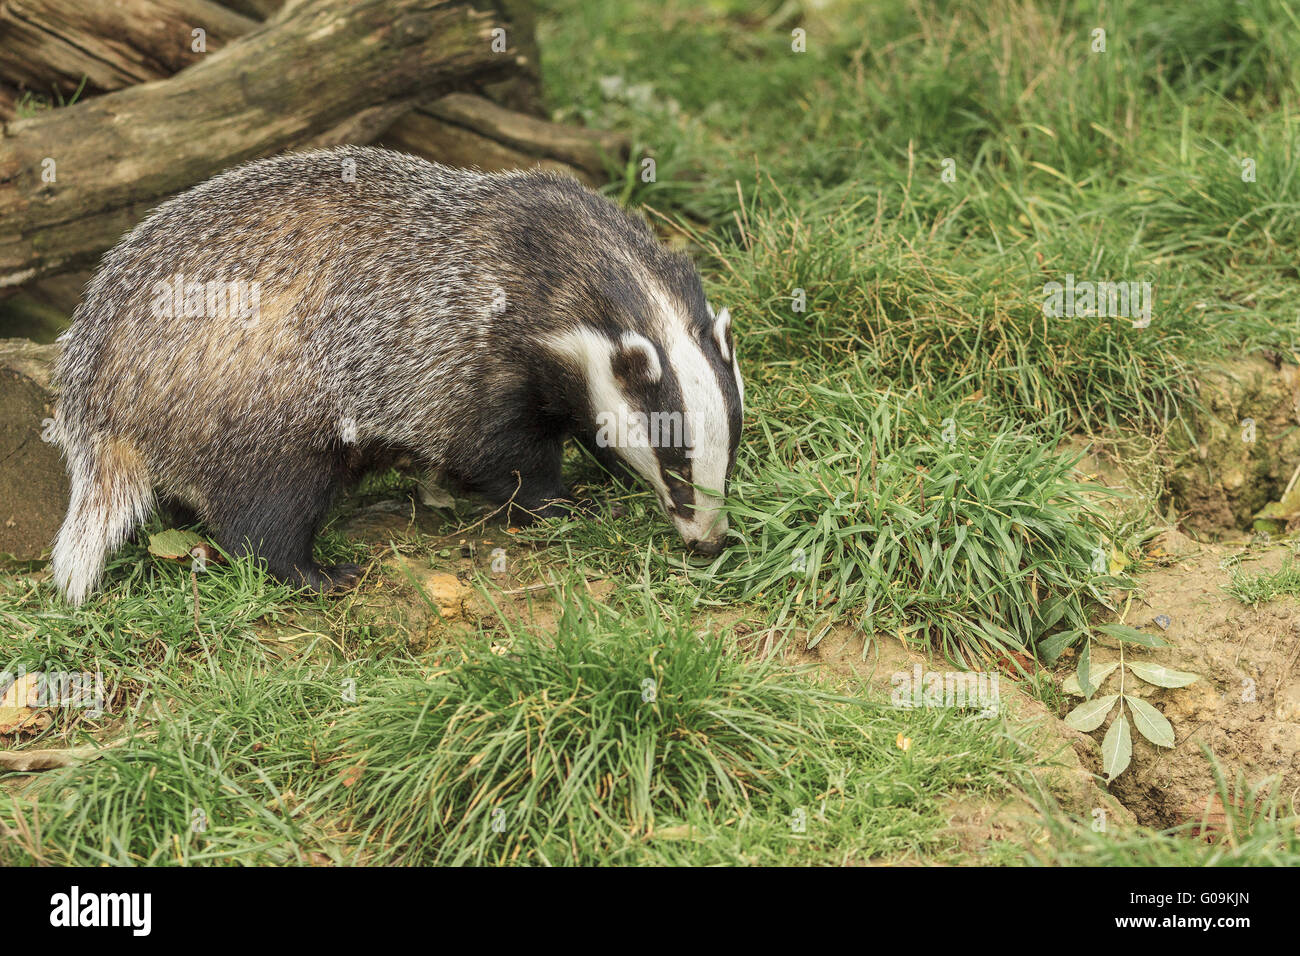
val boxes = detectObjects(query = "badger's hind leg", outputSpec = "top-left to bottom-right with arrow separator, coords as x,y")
203,449 -> 359,594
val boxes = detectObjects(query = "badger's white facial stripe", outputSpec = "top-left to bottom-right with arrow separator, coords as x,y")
618,331 -> 662,383
653,290 -> 731,545
539,326 -> 672,501
712,307 -> 731,362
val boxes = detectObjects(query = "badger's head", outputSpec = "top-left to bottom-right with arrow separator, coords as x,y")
546,299 -> 744,555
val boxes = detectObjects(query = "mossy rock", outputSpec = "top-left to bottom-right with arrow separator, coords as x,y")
0,339 -> 67,562
1167,356 -> 1300,533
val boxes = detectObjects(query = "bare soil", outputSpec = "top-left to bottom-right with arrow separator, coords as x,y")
1096,532 -> 1300,828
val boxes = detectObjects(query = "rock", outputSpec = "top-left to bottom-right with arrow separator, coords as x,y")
422,571 -> 472,619
416,472 -> 457,510
1168,357 -> 1300,532
392,561 -> 475,621
1273,681 -> 1300,723
0,338 -> 67,561
1148,527 -> 1200,558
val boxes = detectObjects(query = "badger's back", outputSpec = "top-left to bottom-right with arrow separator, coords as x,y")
60,150 -> 489,466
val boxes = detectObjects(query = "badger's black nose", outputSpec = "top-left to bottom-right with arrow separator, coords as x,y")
686,538 -> 725,557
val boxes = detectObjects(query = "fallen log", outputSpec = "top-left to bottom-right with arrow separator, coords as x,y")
213,0 -> 282,20
211,0 -> 545,115
0,0 -> 256,100
380,92 -> 628,186
0,0 -> 528,286
0,0 -> 542,120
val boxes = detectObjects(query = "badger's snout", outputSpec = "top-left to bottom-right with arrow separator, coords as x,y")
673,505 -> 728,556
686,536 -> 726,557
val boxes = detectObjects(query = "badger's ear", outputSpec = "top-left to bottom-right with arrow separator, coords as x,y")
711,306 -> 732,361
611,332 -> 662,389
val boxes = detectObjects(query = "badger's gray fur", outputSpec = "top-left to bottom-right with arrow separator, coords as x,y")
52,147 -> 744,605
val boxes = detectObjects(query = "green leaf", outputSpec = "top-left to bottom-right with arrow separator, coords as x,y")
1063,660 -> 1121,697
1038,628 -> 1083,664
148,529 -> 205,560
1097,623 -> 1168,648
1125,695 -> 1175,747
1033,595 -> 1068,637
1127,661 -> 1198,689
1064,694 -> 1119,732
1102,714 -> 1132,781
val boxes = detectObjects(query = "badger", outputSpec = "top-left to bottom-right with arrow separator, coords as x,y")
51,147 -> 744,605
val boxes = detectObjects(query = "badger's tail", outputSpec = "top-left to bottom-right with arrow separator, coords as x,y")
51,433 -> 154,606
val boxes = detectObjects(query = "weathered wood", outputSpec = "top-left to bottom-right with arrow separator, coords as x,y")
210,0 -> 543,115
382,108 -> 583,181
476,0 -> 542,116
212,0 -> 283,20
8,267 -> 87,314
0,0 -> 257,98
381,92 -> 628,185
0,0 -> 528,286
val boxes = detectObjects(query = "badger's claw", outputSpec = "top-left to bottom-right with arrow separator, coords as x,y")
304,563 -> 364,594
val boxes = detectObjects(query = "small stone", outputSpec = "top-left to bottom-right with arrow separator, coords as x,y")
416,472 -> 456,509
1274,682 -> 1300,723
421,571 -> 472,620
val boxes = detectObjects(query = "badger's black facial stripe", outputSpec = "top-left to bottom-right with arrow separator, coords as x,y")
661,462 -> 694,514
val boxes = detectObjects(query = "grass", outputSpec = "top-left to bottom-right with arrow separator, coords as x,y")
4,0 -> 1300,865
693,174 -> 1282,434
13,75 -> 87,118
1224,558 -> 1300,605
1,585 -> 1035,866
0,642 -> 360,865
546,0 -> 1300,429
332,589 -> 1030,865
713,378 -> 1119,662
